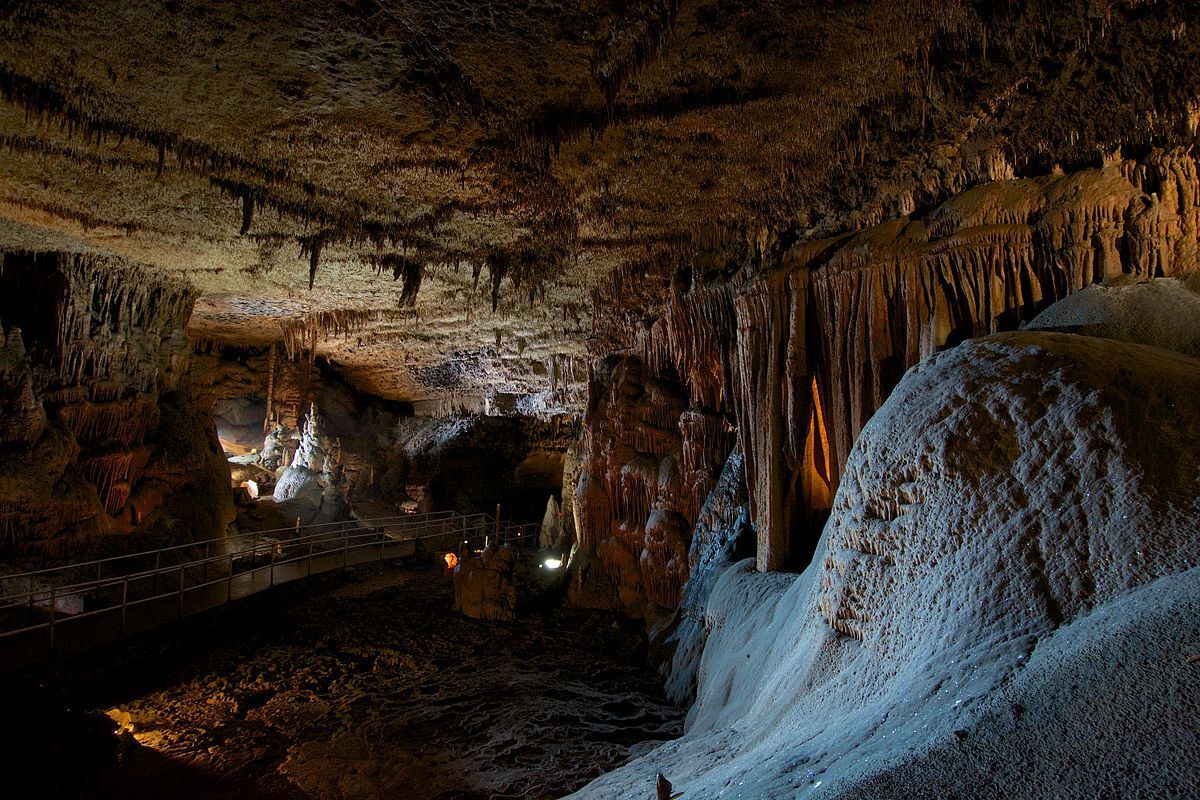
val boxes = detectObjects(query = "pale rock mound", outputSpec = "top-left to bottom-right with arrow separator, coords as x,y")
1026,276 -> 1200,356
661,448 -> 751,705
570,331 -> 1200,799
540,494 -> 562,551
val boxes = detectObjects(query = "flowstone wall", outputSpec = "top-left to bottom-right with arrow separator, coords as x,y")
571,329 -> 1200,798
573,150 -> 1200,608
0,225 -> 232,559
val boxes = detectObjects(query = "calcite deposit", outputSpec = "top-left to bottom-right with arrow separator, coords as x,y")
453,543 -> 519,622
0,223 -> 232,557
2,2 -> 1200,798
573,151 -> 1200,606
572,330 -> 1200,798
273,404 -> 347,525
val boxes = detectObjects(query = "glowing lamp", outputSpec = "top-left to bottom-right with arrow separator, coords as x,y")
542,558 -> 563,570
443,552 -> 458,569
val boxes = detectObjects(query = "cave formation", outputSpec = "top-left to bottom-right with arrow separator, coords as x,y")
1,2 -> 1199,798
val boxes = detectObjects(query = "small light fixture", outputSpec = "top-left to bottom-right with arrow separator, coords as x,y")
542,557 -> 563,570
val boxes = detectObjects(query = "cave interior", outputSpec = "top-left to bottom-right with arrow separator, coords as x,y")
1,2 -> 1199,799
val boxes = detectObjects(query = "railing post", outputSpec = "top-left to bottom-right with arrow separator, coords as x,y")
120,578 -> 128,635
307,538 -> 313,577
269,546 -> 276,588
203,541 -> 209,586
380,527 -> 386,561
342,525 -> 348,568
178,564 -> 185,618
48,585 -> 56,650
227,554 -> 233,602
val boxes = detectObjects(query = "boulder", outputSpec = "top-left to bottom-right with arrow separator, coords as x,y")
453,544 -> 518,622
571,331 -> 1200,799
1026,276 -> 1200,356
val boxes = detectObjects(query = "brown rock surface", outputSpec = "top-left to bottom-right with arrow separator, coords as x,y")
0,223 -> 232,557
577,151 -> 1200,591
1,3 -> 1197,405
453,543 -> 519,622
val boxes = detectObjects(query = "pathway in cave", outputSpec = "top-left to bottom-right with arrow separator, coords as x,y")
7,559 -> 682,800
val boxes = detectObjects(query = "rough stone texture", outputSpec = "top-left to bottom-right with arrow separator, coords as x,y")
453,543 -> 519,622
2,3 -> 1198,406
272,404 -> 347,526
739,151 -> 1200,570
582,151 -> 1200,587
1027,275 -> 1200,356
0,325 -> 46,446
0,223 -> 233,557
570,330 -> 1200,798
6,563 -> 683,799
571,355 -> 736,616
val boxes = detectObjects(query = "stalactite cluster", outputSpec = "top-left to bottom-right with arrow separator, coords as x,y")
366,253 -> 425,307
57,396 -> 160,448
279,309 -> 386,363
577,148 -> 1200,593
0,235 -> 228,557
0,64 -> 291,184
571,337 -> 737,614
547,352 -> 587,406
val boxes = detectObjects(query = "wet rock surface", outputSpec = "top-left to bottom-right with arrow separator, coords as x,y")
12,560 -> 682,799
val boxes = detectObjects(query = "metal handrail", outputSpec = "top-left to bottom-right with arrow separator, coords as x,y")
0,511 -> 488,604
2,509 -> 460,582
0,510 -> 543,650
0,523 -> 460,606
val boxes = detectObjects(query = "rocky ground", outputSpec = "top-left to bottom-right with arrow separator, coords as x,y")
4,556 -> 682,800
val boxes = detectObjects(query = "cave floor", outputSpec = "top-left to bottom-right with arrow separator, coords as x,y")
8,558 -> 682,800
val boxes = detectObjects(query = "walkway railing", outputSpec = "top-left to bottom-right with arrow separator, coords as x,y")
0,509 -> 542,667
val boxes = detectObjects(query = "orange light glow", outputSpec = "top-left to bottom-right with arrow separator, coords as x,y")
443,552 -> 458,569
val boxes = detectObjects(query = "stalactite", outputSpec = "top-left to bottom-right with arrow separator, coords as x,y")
487,250 -> 509,312
366,254 -> 426,307
80,450 -> 142,517
239,188 -> 255,235
576,150 -> 1200,591
279,309 -> 385,362
57,396 -> 160,446
301,233 -> 325,290
264,342 -> 277,431
0,241 -> 207,558
734,150 -> 1200,569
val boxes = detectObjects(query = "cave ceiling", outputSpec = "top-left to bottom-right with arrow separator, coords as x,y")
1,0 -> 1197,403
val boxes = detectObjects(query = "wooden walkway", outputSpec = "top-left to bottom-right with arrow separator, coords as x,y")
0,510 -> 539,670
